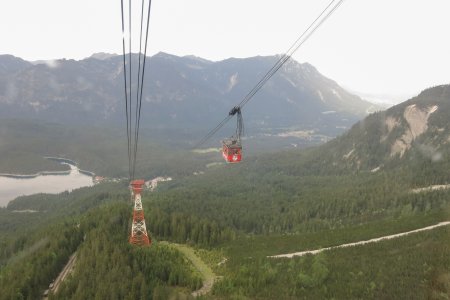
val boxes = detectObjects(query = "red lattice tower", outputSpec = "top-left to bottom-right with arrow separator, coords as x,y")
129,180 -> 151,246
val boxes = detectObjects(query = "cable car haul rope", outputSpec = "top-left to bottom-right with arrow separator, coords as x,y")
193,0 -> 345,163
120,0 -> 153,181
119,0 -> 344,165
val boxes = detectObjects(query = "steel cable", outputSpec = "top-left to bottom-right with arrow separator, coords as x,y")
120,0 -> 153,180
193,0 -> 345,149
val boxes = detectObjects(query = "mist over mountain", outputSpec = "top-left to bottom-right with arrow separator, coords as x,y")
0,52 -> 375,137
346,87 -> 416,109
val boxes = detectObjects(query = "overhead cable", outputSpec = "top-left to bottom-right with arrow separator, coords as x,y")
120,0 -> 153,180
193,0 -> 345,149
120,0 -> 132,179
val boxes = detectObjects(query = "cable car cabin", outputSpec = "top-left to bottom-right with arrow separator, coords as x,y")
222,138 -> 242,163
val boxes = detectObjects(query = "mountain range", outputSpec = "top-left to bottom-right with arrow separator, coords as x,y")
1,55 -> 450,300
0,52 -> 376,138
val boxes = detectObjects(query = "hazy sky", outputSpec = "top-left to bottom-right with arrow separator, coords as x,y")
1,0 -> 449,98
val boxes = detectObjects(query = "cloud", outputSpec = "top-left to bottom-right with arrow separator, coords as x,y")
418,144 -> 442,162
45,60 -> 60,69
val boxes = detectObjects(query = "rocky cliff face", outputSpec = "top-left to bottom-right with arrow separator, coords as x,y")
389,104 -> 438,157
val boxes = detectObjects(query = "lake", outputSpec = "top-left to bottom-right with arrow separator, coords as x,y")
0,164 -> 93,207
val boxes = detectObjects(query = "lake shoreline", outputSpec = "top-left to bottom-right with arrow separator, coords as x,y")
0,157 -> 96,179
0,170 -> 71,179
0,157 -> 95,207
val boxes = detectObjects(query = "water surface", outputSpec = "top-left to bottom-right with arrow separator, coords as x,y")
0,164 -> 93,207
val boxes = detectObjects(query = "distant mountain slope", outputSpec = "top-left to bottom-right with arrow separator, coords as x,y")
0,53 -> 374,136
311,84 -> 450,173
0,55 -> 32,75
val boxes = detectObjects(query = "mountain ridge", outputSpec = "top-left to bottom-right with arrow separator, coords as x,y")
308,84 -> 450,175
0,52 -> 375,138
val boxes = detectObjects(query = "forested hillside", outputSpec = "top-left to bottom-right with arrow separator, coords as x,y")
307,84 -> 450,174
0,119 -> 218,177
0,185 -> 204,299
1,86 -> 450,299
2,162 -> 449,299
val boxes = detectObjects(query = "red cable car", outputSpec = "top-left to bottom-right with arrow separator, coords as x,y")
222,106 -> 243,163
222,138 -> 242,163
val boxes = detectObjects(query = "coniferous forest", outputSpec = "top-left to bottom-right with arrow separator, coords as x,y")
1,86 -> 450,299
1,142 -> 450,299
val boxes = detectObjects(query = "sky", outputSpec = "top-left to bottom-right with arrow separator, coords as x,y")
1,0 -> 450,102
